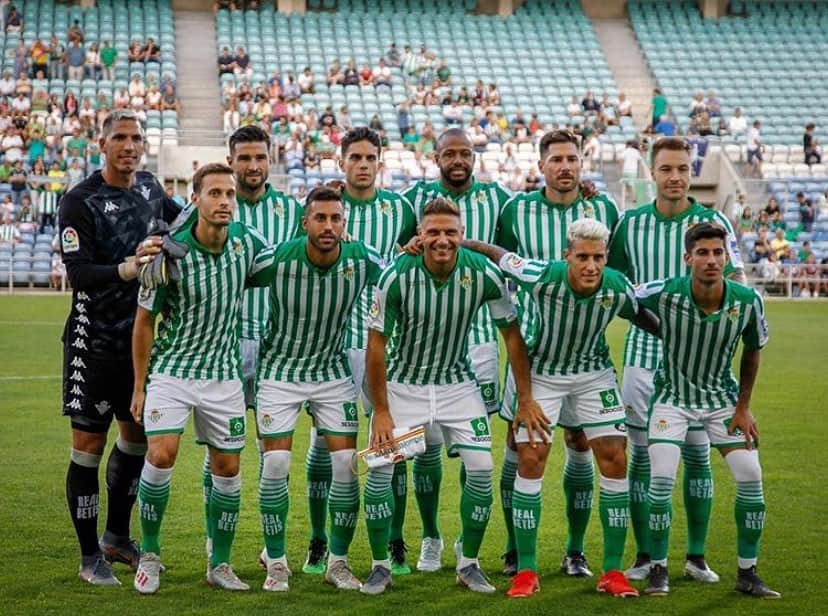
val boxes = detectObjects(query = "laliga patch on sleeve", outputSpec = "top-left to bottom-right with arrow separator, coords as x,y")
61,227 -> 80,253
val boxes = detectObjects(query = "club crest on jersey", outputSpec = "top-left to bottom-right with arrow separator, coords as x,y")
475,191 -> 487,203
139,185 -> 152,200
582,203 -> 595,218
273,202 -> 284,217
61,226 -> 79,253
380,201 -> 392,215
342,265 -> 354,281
601,295 -> 614,309
459,273 -> 472,290
727,306 -> 740,322
104,200 -> 119,214
231,237 -> 244,258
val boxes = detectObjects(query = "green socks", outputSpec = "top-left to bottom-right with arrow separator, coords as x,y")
460,469 -> 493,559
364,465 -> 394,562
413,445 -> 443,539
599,475 -> 630,572
305,429 -> 332,542
260,450 -> 290,559
328,450 -> 359,557
628,444 -> 650,556
210,474 -> 242,567
138,461 -> 173,555
201,451 -> 212,543
647,474 -> 675,563
682,442 -> 713,556
500,447 -> 518,553
512,474 -> 542,571
389,461 -> 408,542
563,448 -> 594,554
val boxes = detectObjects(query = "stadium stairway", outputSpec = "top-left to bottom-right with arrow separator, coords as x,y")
591,18 -> 656,133
174,10 -> 223,144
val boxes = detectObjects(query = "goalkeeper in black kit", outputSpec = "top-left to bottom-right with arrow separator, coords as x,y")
59,109 -> 181,585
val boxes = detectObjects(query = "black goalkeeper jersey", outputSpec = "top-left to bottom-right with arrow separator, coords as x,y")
58,170 -> 181,360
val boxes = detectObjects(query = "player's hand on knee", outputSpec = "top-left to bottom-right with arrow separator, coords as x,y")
400,235 -> 422,255
370,411 -> 395,453
731,404 -> 759,449
130,391 -> 146,425
513,397 -> 551,447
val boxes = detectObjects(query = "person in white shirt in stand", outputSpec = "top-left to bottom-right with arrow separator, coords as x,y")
746,121 -> 763,177
729,108 -> 747,137
619,140 -> 651,206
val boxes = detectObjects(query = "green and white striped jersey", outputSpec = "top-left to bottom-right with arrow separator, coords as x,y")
499,253 -> 638,375
369,249 -> 516,386
497,189 -> 620,342
234,185 -> 304,340
258,238 -> 386,382
403,178 -> 510,346
342,188 -> 416,350
607,198 -> 744,371
140,220 -> 275,381
636,276 -> 767,410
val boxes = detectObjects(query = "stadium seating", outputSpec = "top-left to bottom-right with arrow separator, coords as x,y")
630,0 -> 828,146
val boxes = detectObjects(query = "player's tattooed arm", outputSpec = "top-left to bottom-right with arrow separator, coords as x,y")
130,307 -> 156,424
730,348 -> 761,449
461,239 -> 507,264
500,321 -> 550,447
366,329 -> 395,452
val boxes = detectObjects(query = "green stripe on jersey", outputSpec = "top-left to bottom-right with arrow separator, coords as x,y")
258,238 -> 385,382
342,188 -> 416,351
499,254 -> 637,375
403,177 -> 510,346
235,185 -> 304,340
496,190 -> 620,343
636,277 -> 767,409
369,248 -> 516,385
607,198 -> 745,370
140,221 -> 271,381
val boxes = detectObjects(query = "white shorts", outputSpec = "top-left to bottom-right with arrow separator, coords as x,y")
240,337 -> 260,410
144,374 -> 247,452
383,380 -> 491,456
470,341 -> 500,415
621,366 -> 654,432
256,376 -> 359,439
502,367 -> 627,444
346,348 -> 371,415
649,402 -> 748,449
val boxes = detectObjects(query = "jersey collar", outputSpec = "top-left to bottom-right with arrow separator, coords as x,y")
237,184 -> 274,207
684,275 -> 733,321
537,188 -> 583,210
433,177 -> 479,201
342,187 -> 379,207
651,196 -> 704,223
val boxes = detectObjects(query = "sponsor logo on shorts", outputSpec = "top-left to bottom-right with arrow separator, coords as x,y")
654,418 -> 669,432
480,382 -> 496,402
343,402 -> 358,427
599,389 -> 624,414
723,417 -> 743,437
614,422 -> 627,433
470,416 -> 491,442
61,227 -> 80,253
229,416 -> 246,437
148,409 -> 162,424
260,413 -> 273,429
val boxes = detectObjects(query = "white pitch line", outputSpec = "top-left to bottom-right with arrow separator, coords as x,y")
0,321 -> 63,326
0,375 -> 61,381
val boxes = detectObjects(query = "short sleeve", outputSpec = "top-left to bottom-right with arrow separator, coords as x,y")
495,197 -> 519,251
634,279 -> 665,312
364,243 -> 387,285
617,274 -> 639,321
715,211 -> 745,273
396,196 -> 417,247
138,284 -> 168,315
607,213 -> 630,275
367,267 -> 401,337
483,261 -> 517,327
741,292 -> 769,350
498,252 -> 548,287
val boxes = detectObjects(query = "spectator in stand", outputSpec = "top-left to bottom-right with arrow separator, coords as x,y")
29,39 -> 49,79
442,100 -> 463,126
327,59 -> 343,86
100,40 -> 117,82
297,66 -> 314,93
688,91 -> 706,118
402,125 -> 419,151
5,5 -> 23,34
48,35 -> 66,80
0,212 -> 20,244
797,240 -> 814,264
358,63 -> 374,87
750,231 -> 769,262
397,101 -> 412,136
770,227 -> 789,259
507,167 -> 524,192
435,61 -> 451,87
128,39 -> 143,63
0,69 -> 14,97
284,134 -> 304,170
746,120 -> 763,176
765,196 -> 783,228
600,94 -> 617,125
67,19 -> 84,44
128,73 -> 147,101
705,91 -> 721,117
66,158 -> 84,189
523,166 -> 542,191
729,107 -> 747,136
336,105 -> 352,131
342,59 -> 359,86
214,0 -> 237,9
374,59 -> 392,87
417,121 -> 437,158
8,159 -> 27,202
566,96 -> 580,117
218,46 -> 235,75
223,99 -> 239,135
233,46 -> 252,77
804,123 -> 821,165
737,206 -> 754,235
649,87 -> 668,130
385,43 -> 400,67
13,39 -> 28,79
85,43 -> 102,81
581,90 -> 600,115
716,118 -> 730,137
282,75 -> 300,102
1,127 -> 24,165
616,92 -> 632,118
583,132 -> 600,173
807,138 -> 822,165
796,192 -> 815,232
0,194 -> 14,217
16,194 -> 35,225
653,114 -> 676,136
303,143 -> 320,170
142,37 -> 161,63
487,83 -> 501,106
114,86 -> 130,109
161,83 -> 178,111
66,40 -> 85,82
696,111 -> 714,137
798,253 -> 820,297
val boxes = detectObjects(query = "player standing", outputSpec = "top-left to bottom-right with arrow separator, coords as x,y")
59,109 -> 180,585
636,223 -> 779,599
608,137 -> 746,581
360,197 -> 540,595
130,163 -> 275,593
464,219 -> 652,598
401,128 -> 510,572
497,129 -> 620,577
254,186 -> 386,592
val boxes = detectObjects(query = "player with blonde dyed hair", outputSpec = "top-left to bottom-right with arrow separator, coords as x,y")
463,218 -> 658,598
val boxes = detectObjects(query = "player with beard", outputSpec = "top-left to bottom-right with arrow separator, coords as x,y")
496,129 -> 621,577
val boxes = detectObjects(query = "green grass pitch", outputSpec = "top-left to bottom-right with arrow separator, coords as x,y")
0,296 -> 825,615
